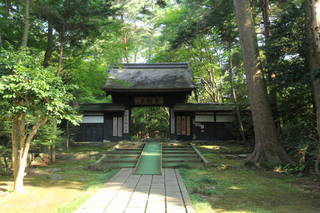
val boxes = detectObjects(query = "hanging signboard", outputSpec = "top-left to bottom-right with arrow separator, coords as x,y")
134,97 -> 164,105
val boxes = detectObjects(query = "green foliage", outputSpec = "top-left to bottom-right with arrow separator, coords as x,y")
263,3 -> 317,170
62,23 -> 125,103
68,59 -> 110,103
131,107 -> 169,139
0,115 -> 10,144
275,163 -> 306,176
156,0 -> 237,49
0,48 -> 80,124
32,121 -> 64,151
31,0 -> 115,46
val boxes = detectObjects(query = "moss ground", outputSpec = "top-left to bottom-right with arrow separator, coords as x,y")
180,143 -> 320,213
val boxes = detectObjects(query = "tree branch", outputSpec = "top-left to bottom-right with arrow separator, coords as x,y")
22,117 -> 48,159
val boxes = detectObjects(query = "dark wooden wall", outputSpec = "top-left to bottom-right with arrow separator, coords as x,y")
75,123 -> 104,142
194,123 -> 235,141
75,109 -> 236,142
172,111 -> 236,141
104,111 -> 124,141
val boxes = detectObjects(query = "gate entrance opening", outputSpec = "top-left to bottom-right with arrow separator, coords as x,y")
131,107 -> 170,140
76,63 -> 237,142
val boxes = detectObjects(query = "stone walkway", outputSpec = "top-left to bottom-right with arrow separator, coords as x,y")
76,168 -> 195,213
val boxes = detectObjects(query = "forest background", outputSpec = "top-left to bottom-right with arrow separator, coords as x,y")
0,0 -> 319,183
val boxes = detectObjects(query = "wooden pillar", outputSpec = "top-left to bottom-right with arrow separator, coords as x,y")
123,108 -> 130,140
170,108 -> 176,140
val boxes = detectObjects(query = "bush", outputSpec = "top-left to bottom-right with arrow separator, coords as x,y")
281,120 -> 318,173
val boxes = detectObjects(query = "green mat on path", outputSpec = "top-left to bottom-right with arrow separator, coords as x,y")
134,142 -> 162,175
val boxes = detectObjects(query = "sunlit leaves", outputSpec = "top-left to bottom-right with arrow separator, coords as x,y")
0,48 -> 80,125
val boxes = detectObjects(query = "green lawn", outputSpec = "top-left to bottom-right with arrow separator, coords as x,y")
180,144 -> 320,213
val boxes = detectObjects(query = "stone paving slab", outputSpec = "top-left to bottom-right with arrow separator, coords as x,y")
75,168 -> 194,213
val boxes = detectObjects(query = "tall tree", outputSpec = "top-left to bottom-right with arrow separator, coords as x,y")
307,0 -> 320,175
0,50 -> 79,192
32,0 -> 115,72
261,0 -> 279,129
228,48 -> 247,142
233,0 -> 290,164
20,0 -> 30,48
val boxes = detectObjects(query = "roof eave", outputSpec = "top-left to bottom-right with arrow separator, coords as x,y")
103,87 -> 196,93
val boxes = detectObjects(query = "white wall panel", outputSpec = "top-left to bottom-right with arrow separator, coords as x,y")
216,115 -> 234,122
80,116 -> 104,124
195,114 -> 214,122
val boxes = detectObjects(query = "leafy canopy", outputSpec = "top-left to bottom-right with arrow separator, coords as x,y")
0,49 -> 79,124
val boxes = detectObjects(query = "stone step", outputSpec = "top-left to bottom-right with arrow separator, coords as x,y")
105,154 -> 139,159
162,162 -> 204,168
109,151 -> 142,154
163,159 -> 202,163
162,151 -> 195,154
104,163 -> 136,168
162,147 -> 193,150
114,148 -> 143,151
162,154 -> 199,158
162,145 -> 191,148
103,158 -> 138,163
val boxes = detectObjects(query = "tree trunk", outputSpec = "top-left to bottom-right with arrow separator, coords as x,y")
1,0 -> 10,48
4,0 -> 10,14
232,81 -> 247,143
66,121 -> 70,151
233,0 -> 290,165
120,14 -> 129,63
262,0 -> 279,130
43,21 -> 54,68
20,0 -> 30,48
3,155 -> 9,174
307,0 -> 320,175
262,0 -> 271,38
11,115 -> 19,182
229,57 -> 247,143
57,26 -> 65,73
50,145 -> 56,163
50,120 -> 57,163
12,114 -> 27,193
12,116 -> 48,192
